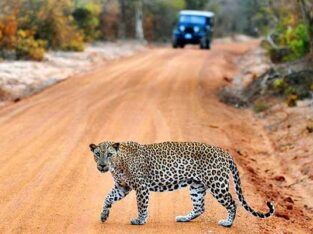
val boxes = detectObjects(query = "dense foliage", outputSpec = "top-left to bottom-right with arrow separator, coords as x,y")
0,0 -> 85,60
73,3 -> 101,42
0,0 -> 312,62
260,1 -> 313,106
265,1 -> 312,62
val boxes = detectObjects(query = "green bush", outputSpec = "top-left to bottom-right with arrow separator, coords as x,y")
284,23 -> 310,61
60,32 -> 85,52
73,3 -> 101,42
271,71 -> 313,102
0,1 -> 87,61
17,0 -> 85,52
0,16 -> 46,61
35,2 -> 85,51
273,78 -> 285,90
16,30 -> 46,61
273,18 -> 310,62
280,84 -> 309,100
284,86 -> 297,96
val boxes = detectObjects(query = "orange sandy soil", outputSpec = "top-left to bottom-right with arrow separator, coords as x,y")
256,100 -> 313,229
0,42 -> 312,234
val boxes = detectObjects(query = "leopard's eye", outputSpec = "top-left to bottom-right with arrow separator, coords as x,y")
96,152 -> 100,157
107,152 -> 112,157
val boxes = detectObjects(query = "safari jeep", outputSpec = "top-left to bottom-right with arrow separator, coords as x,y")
172,10 -> 214,49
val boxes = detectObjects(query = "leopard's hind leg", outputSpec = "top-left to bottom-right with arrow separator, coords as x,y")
209,178 -> 237,228
176,181 -> 206,222
215,192 -> 237,227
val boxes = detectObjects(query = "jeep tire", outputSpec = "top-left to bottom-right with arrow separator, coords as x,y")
200,38 -> 210,50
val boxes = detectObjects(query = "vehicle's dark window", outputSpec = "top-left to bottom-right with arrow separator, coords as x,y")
179,15 -> 206,25
207,18 -> 211,25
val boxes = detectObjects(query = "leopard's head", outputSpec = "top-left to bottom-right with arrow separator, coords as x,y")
89,142 -> 120,173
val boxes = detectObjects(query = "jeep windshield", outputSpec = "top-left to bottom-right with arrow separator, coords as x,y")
179,15 -> 206,25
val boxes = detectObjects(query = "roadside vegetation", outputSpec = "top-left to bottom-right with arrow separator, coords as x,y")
0,0 -> 189,61
219,0 -> 313,109
256,1 -> 313,108
0,0 -> 293,61
1,0 -> 312,106
269,1 -> 312,102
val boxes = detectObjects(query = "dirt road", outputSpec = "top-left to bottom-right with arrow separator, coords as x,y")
0,43 -> 311,233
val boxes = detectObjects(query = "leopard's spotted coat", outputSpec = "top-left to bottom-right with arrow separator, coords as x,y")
89,141 -> 274,227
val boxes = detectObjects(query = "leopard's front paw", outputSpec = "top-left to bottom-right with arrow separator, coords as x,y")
130,218 -> 146,225
100,209 -> 110,223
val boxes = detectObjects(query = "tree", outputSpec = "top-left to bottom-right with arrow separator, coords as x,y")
185,0 -> 208,10
134,0 -> 144,41
118,0 -> 127,39
143,0 -> 185,41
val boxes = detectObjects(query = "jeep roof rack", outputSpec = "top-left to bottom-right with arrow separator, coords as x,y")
180,10 -> 214,18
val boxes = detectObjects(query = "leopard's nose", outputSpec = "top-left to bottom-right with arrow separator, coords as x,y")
99,164 -> 106,168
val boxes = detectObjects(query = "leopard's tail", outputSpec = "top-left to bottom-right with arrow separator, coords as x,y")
229,159 -> 275,218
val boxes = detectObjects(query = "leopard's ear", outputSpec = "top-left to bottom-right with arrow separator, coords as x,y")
89,144 -> 97,152
112,143 -> 120,151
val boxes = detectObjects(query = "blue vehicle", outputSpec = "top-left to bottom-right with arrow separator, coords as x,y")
172,10 -> 214,49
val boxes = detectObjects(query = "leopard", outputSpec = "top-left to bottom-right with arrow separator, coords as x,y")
89,141 -> 275,228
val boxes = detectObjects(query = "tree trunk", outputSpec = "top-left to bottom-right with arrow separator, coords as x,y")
134,0 -> 144,41
118,0 -> 126,39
